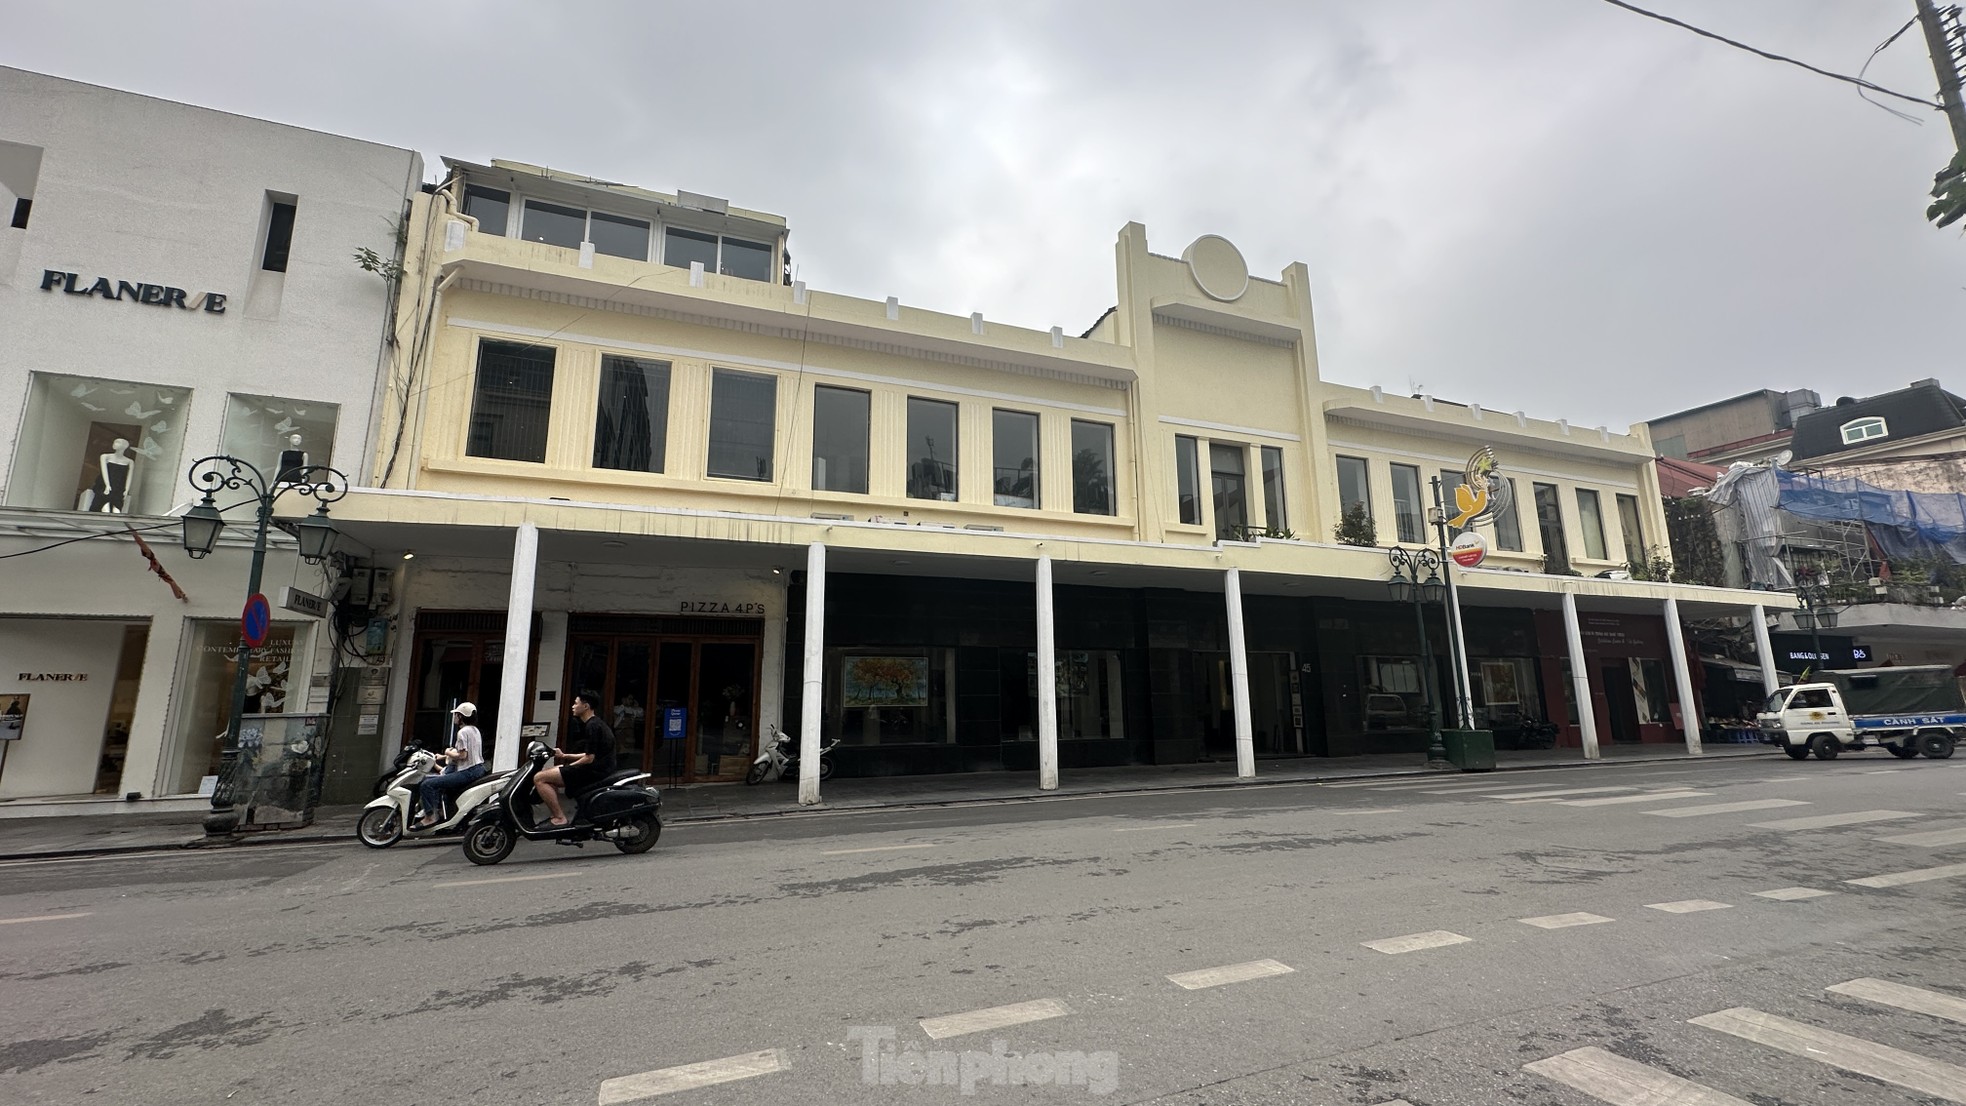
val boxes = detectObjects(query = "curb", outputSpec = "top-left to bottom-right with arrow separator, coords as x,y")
0,748 -> 1773,862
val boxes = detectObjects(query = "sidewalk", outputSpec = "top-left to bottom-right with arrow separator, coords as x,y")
0,742 -> 1773,861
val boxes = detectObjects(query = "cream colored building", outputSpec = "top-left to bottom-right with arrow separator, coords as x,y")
328,159 -> 1793,795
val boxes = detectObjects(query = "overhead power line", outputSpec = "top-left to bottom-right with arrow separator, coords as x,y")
1593,0 -> 1944,110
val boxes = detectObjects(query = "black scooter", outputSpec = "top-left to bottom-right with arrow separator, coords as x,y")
459,740 -> 662,866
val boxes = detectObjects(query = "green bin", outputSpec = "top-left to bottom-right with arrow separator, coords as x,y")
1442,729 -> 1495,771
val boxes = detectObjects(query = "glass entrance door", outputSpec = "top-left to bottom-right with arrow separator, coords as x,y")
563,633 -> 760,782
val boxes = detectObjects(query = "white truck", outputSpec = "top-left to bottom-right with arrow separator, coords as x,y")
1757,665 -> 1962,761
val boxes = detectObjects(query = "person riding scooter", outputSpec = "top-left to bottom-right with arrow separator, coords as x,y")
416,703 -> 488,828
535,689 -> 616,827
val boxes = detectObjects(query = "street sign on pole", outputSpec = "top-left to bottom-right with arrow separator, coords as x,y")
242,593 -> 271,649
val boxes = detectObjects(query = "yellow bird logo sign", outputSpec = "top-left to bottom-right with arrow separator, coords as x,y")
1448,447 -> 1510,529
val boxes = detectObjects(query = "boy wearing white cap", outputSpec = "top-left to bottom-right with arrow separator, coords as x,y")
416,702 -> 487,827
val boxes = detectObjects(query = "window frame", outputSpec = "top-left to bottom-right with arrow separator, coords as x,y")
705,367 -> 779,482
1336,455 -> 1372,518
1069,419 -> 1117,516
1575,488 -> 1608,560
591,354 -> 672,474
1493,477 -> 1524,551
1389,463 -> 1425,544
1209,441 -> 1249,541
991,408 -> 1042,509
1533,482 -> 1569,568
810,384 -> 872,495
465,338 -> 557,464
1616,493 -> 1645,566
462,185 -> 511,236
518,198 -> 588,251
1839,416 -> 1888,445
1261,446 -> 1288,533
1175,436 -> 1202,526
904,396 -> 959,501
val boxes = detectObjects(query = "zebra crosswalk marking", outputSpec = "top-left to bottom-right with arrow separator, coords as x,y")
1828,978 -> 1966,1024
1846,861 -> 1966,888
1748,810 -> 1921,831
1646,799 -> 1808,818
1524,1045 -> 1753,1105
1878,825 -> 1966,847
1691,1006 -> 1966,1101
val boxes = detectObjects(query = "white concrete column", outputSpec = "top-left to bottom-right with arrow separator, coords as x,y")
1663,597 -> 1702,756
491,522 -> 538,773
1751,604 -> 1780,696
799,542 -> 826,805
1224,566 -> 1256,778
1561,590 -> 1600,760
1036,555 -> 1059,791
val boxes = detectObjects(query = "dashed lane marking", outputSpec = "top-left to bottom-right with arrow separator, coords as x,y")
1520,912 -> 1614,929
1417,783 -> 1591,796
0,911 -> 92,925
1748,810 -> 1922,831
1691,1006 -> 1966,1101
433,872 -> 580,889
819,843 -> 940,855
1645,900 -> 1733,914
1829,978 -> 1966,1024
1333,808 -> 1402,815
1753,887 -> 1837,901
1646,799 -> 1808,818
1112,822 -> 1198,833
1499,787 -> 1638,802
919,998 -> 1071,1040
1525,1045 -> 1753,1105
1878,825 -> 1966,848
1166,958 -> 1296,990
1846,861 -> 1966,888
597,1049 -> 787,1104
1559,791 -> 1710,807
1362,930 -> 1472,954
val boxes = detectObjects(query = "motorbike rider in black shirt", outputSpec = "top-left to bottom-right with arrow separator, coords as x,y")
535,689 -> 617,827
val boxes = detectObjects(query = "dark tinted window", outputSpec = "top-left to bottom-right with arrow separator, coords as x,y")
812,386 -> 870,493
1534,482 -> 1569,567
593,356 -> 670,472
665,228 -> 719,270
707,369 -> 776,481
907,398 -> 958,500
721,237 -> 772,281
1211,443 -> 1247,540
1071,420 -> 1115,515
463,186 -> 509,236
992,410 -> 1040,508
588,211 -> 650,260
1337,456 -> 1370,515
468,340 -> 556,463
1262,447 -> 1288,532
521,200 -> 585,249
261,200 -> 296,272
1175,436 -> 1201,525
9,197 -> 29,230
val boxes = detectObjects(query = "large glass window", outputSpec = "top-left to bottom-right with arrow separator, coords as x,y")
664,228 -> 721,271
721,238 -> 773,281
1534,482 -> 1569,569
661,228 -> 773,282
592,355 -> 670,473
1390,463 -> 1424,543
1494,477 -> 1523,551
588,211 -> 651,261
222,394 -> 339,484
1071,420 -> 1115,515
1616,493 -> 1645,566
906,398 -> 958,501
167,620 -> 300,796
992,409 -> 1040,508
520,200 -> 586,249
707,369 -> 777,481
467,340 -> 555,463
1629,658 -> 1668,724
1261,446 -> 1288,533
1337,455 -> 1371,516
827,650 -> 957,745
1210,443 -> 1247,540
1576,488 -> 1608,560
1002,649 -> 1125,740
462,185 -> 509,236
5,372 -> 192,515
1175,436 -> 1201,525
811,385 -> 870,494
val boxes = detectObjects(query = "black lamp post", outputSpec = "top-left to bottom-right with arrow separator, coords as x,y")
181,455 -> 347,835
1387,546 -> 1451,769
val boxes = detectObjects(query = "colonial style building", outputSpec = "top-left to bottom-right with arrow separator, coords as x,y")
320,158 -> 1791,797
0,68 -> 422,808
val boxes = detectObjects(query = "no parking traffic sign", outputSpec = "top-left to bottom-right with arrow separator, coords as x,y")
242,593 -> 271,649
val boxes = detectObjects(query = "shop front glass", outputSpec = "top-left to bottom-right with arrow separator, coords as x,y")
168,620 -> 301,796
827,649 -> 957,746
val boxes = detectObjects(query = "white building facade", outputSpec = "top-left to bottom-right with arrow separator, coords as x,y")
0,68 -> 422,808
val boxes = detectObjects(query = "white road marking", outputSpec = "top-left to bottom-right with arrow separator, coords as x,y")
1113,822 -> 1198,833
1420,783 -> 1590,796
1166,958 -> 1296,990
1525,1045 -> 1754,1105
819,843 -> 940,854
1864,768 -> 1917,774
0,841 -> 347,870
597,1049 -> 787,1103
1879,825 -> 1966,847
1560,791 -> 1710,807
434,871 -> 580,889
1646,900 -> 1733,914
1691,1006 -> 1966,1101
0,911 -> 92,925
1754,887 -> 1837,901
1326,779 -> 1433,789
1748,810 -> 1922,831
1500,787 -> 1637,802
1363,930 -> 1472,954
1520,912 -> 1614,929
919,998 -> 1071,1040
1335,808 -> 1403,815
1846,862 -> 1966,888
1747,776 -> 1808,784
1647,799 -> 1809,818
1830,978 -> 1966,1024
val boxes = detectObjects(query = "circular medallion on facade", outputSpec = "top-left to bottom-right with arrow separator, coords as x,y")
1182,235 -> 1250,302
1450,531 -> 1488,568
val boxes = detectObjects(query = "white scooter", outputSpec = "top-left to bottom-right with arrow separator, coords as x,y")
356,748 -> 508,848
745,725 -> 840,784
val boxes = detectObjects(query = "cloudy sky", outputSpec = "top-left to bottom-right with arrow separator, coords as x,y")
6,1 -> 1961,430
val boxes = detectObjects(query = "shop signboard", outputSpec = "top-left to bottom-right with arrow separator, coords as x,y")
1450,531 -> 1487,568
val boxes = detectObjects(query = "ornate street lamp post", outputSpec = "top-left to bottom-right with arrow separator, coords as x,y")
1387,546 -> 1451,769
1791,580 -> 1842,678
181,455 -> 347,835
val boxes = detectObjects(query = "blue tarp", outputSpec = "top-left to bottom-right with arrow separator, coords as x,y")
1777,470 -> 1966,564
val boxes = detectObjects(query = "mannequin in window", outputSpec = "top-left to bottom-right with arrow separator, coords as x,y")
276,434 -> 307,485
89,439 -> 135,513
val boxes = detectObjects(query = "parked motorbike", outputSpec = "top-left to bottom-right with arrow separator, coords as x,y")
458,741 -> 662,866
356,749 -> 509,848
1517,719 -> 1560,750
746,725 -> 840,784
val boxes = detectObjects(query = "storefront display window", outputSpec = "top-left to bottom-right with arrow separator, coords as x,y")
6,372 -> 191,515
1629,658 -> 1668,723
1360,655 -> 1422,730
826,649 -> 956,745
221,394 -> 338,483
1003,649 -> 1124,740
167,620 -> 301,796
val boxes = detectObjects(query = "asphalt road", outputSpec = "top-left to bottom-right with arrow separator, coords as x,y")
5,752 -> 1966,1105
